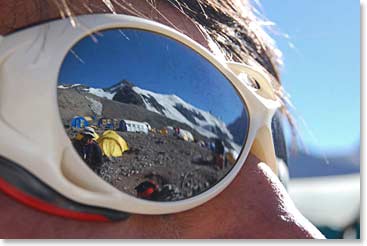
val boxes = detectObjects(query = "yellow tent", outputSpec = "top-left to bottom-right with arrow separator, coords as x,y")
160,128 -> 168,136
97,130 -> 129,157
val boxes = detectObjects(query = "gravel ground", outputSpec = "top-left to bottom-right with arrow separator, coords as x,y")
69,129 -> 233,201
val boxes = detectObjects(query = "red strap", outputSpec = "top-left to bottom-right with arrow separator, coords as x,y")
0,177 -> 109,222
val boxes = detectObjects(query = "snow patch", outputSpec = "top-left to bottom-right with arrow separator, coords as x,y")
83,88 -> 115,100
57,84 -> 81,89
132,86 -> 234,141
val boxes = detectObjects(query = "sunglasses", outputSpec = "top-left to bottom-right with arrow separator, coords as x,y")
0,14 -> 282,221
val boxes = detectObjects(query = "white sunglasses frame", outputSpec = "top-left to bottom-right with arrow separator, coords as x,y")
0,14 -> 280,217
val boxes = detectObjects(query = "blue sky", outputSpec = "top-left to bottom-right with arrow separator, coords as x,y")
59,29 -> 244,124
261,0 -> 360,155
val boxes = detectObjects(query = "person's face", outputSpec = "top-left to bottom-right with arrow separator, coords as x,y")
85,137 -> 94,145
0,0 -> 324,239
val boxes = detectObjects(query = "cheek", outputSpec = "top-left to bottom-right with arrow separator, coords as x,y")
156,154 -> 316,238
152,155 -> 269,238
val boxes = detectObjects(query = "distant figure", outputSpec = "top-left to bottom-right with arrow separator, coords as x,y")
174,127 -> 180,136
209,141 -> 216,152
73,128 -> 103,172
135,180 -> 160,200
198,140 -> 206,148
135,180 -> 180,201
214,138 -> 225,169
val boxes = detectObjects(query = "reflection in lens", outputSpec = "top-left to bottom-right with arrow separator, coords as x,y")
57,29 -> 249,201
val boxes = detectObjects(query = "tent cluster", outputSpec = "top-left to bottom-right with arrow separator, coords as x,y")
97,130 -> 129,158
70,116 -> 195,142
73,124 -> 237,168
158,126 -> 195,142
70,116 -> 151,135
70,116 -> 204,160
74,126 -> 129,158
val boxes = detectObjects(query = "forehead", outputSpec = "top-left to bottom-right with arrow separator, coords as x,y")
0,0 -> 209,49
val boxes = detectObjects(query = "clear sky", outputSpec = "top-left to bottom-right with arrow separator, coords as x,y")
59,29 -> 244,124
261,0 -> 360,155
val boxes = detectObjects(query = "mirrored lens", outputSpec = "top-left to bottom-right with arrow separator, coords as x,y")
57,29 -> 249,201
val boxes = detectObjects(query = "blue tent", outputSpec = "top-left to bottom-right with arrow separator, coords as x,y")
98,117 -> 114,129
71,116 -> 89,129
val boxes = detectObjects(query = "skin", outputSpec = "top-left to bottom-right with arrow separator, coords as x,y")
0,0 -> 325,239
85,138 -> 94,145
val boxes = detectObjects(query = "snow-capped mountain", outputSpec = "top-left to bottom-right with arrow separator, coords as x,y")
132,86 -> 233,140
58,80 -> 239,150
58,83 -> 116,100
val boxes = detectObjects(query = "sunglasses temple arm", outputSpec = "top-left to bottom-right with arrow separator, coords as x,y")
250,126 -> 278,175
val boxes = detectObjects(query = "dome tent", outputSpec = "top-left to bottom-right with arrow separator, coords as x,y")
97,130 -> 129,157
98,117 -> 114,129
71,116 -> 89,129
